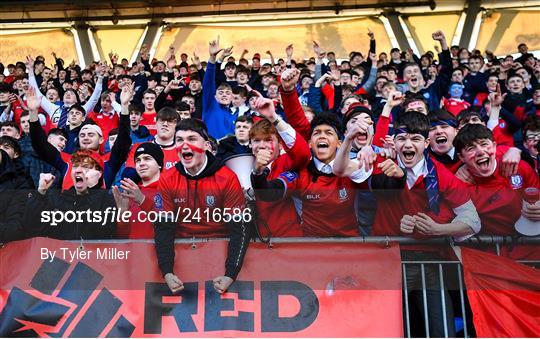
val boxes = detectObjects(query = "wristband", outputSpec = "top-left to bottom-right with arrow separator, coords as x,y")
272,117 -> 282,126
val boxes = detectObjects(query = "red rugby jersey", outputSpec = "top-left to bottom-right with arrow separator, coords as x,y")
464,152 -> 539,235
87,111 -> 119,140
256,132 -> 311,238
372,156 -> 470,237
442,97 -> 471,116
139,111 -> 157,135
279,168 -> 364,237
491,119 -> 515,147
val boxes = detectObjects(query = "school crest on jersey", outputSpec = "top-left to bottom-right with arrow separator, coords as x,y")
280,171 -> 298,183
154,193 -> 163,210
206,195 -> 215,207
165,161 -> 175,170
509,174 -> 523,190
338,187 -> 348,200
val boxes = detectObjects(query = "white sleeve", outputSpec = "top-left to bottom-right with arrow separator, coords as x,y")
486,119 -> 498,130
111,100 -> 122,115
27,68 -> 40,93
28,68 -> 58,117
38,114 -> 47,126
39,96 -> 61,118
277,122 -> 296,149
349,159 -> 374,183
452,199 -> 482,242
83,77 -> 103,115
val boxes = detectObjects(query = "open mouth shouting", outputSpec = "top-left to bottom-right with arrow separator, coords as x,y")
316,141 -> 329,151
435,136 -> 448,145
181,150 -> 194,162
355,132 -> 369,144
402,150 -> 416,161
74,174 -> 85,184
409,77 -> 419,87
475,156 -> 491,172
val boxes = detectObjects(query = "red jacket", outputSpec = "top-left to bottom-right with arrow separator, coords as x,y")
280,88 -> 311,141
156,153 -> 246,238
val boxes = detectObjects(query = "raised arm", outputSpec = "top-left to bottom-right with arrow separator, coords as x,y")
26,87 -> 67,173
83,64 -> 105,114
202,37 -> 221,122
105,83 -> 134,188
279,68 -> 311,140
253,95 -> 311,170
372,91 -> 404,146
26,56 -> 58,117
334,120 -> 372,177
359,53 -> 378,93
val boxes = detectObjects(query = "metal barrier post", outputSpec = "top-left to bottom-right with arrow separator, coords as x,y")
457,265 -> 468,338
438,263 -> 448,338
420,264 -> 430,337
402,263 -> 411,338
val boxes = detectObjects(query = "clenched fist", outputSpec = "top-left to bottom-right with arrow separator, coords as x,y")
255,149 -> 273,172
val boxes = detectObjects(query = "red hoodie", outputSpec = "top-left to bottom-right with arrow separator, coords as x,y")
156,154 -> 246,238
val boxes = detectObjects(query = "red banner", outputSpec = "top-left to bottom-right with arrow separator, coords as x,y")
461,247 -> 540,338
0,237 -> 403,337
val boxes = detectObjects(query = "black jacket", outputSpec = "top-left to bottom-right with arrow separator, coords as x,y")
24,187 -> 116,240
0,150 -> 35,243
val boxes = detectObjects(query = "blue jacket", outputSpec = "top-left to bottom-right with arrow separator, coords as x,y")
130,125 -> 154,144
202,62 -> 238,139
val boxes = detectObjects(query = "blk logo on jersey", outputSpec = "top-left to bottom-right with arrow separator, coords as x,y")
306,194 -> 321,200
509,174 -> 523,189
487,193 -> 501,204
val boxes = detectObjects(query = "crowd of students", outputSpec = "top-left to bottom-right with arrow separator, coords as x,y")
0,28 -> 539,336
